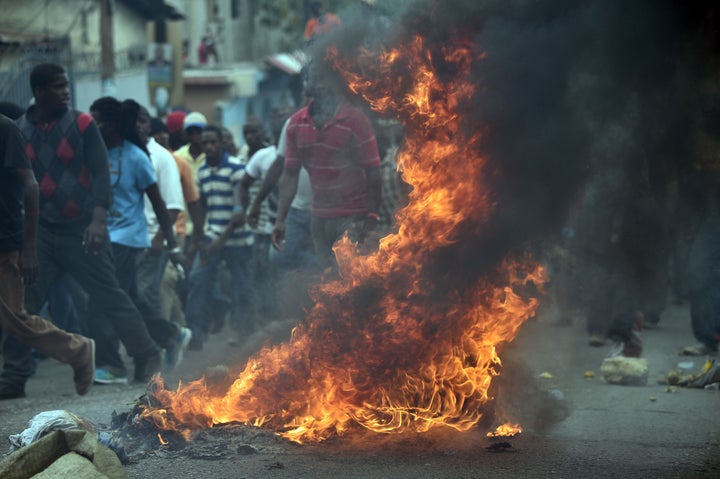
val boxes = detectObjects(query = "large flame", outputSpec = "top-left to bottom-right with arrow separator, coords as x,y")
142,34 -> 546,444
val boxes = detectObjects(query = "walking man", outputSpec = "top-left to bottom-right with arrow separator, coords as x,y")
0,112 -> 95,399
272,64 -> 382,269
0,63 -> 162,396
185,125 -> 257,349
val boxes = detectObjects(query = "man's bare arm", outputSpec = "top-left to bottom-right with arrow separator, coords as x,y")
271,167 -> 300,251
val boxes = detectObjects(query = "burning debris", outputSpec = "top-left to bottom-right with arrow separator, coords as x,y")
486,423 -> 522,438
137,6 -> 555,444
102,390 -> 292,464
485,442 -> 514,453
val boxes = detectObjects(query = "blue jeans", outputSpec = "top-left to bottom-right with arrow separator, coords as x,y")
253,234 -> 276,316
185,245 -> 257,339
310,215 -> 367,269
270,207 -> 316,271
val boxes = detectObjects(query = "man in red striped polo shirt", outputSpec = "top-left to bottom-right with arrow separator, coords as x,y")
271,64 -> 381,269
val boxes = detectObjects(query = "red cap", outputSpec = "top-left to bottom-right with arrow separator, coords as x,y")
166,110 -> 187,134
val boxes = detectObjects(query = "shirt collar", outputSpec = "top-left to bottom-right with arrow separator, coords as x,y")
206,151 -> 230,168
25,104 -> 68,126
299,100 -> 352,125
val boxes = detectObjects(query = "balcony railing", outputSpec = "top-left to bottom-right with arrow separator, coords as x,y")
73,44 -> 148,76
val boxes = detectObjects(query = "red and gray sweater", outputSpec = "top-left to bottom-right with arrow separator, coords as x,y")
17,107 -> 111,233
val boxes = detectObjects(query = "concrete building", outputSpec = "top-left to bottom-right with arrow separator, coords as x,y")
0,0 -> 181,112
167,0 -> 302,67
0,0 -> 305,145
161,0 -> 305,144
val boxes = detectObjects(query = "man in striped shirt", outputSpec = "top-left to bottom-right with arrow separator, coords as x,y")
184,125 -> 256,350
272,64 -> 381,269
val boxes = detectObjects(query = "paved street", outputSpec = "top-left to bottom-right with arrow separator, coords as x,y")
0,300 -> 718,478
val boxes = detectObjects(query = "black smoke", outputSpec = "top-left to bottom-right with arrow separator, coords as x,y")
226,0 -> 720,439
323,0 -> 717,287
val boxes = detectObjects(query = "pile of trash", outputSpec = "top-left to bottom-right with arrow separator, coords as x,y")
658,359 -> 720,390
600,357 -> 649,386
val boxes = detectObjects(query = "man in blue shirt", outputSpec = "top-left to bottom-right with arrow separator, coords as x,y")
88,97 -> 182,383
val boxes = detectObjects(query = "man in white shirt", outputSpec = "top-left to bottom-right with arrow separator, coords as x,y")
247,118 -> 316,271
135,108 -> 192,372
237,119 -> 278,317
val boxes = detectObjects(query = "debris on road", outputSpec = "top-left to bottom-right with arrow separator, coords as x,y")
485,441 -> 514,453
600,357 -> 648,385
657,359 -> 720,389
687,360 -> 720,388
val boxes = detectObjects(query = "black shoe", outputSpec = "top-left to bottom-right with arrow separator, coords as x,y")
644,311 -> 661,329
210,311 -> 227,334
134,351 -> 162,384
188,331 -> 204,351
0,382 -> 26,400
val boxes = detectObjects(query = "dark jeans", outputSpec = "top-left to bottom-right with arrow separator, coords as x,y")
88,244 -> 178,374
185,245 -> 256,339
135,249 -> 179,347
686,214 -> 720,350
1,226 -> 160,387
310,215 -> 366,269
136,250 -> 169,321
584,253 -> 638,341
46,274 -> 88,335
253,234 -> 276,317
270,207 -> 316,271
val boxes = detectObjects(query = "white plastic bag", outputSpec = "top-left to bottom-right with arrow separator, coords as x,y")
8,410 -> 96,452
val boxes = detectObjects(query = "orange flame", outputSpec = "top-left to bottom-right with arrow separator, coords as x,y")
140,34 -> 545,444
157,433 -> 169,446
487,423 -> 523,438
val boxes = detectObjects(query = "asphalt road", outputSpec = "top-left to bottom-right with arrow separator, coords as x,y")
0,301 -> 718,479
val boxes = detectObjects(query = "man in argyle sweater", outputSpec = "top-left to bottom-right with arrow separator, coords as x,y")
0,64 -> 162,398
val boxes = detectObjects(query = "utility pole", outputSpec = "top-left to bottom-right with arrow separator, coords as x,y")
100,0 -> 116,96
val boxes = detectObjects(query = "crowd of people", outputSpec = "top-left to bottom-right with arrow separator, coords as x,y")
0,59 -> 404,398
1,4 -> 719,399
547,130 -> 720,361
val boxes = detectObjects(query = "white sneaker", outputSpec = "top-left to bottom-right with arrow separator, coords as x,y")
164,327 -> 193,371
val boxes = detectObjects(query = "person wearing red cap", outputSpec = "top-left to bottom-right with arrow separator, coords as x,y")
165,110 -> 187,151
